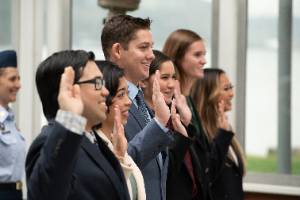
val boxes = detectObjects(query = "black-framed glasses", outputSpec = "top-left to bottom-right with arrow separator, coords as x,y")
76,76 -> 105,90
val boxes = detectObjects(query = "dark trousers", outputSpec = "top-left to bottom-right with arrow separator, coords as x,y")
0,190 -> 22,200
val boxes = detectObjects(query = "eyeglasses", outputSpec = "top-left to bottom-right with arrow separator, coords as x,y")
76,76 -> 105,90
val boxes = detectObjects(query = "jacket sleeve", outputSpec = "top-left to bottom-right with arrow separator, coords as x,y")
25,121 -> 83,200
207,128 -> 234,182
126,120 -> 174,169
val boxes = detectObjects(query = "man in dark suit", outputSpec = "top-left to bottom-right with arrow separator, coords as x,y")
101,15 -> 174,200
25,50 -> 130,200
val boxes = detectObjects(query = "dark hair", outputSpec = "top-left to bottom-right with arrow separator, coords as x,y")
95,60 -> 124,108
101,14 -> 151,59
36,50 -> 95,120
149,50 -> 172,76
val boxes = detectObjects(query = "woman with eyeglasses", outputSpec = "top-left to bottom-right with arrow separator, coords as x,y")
191,68 -> 246,200
95,60 -> 189,200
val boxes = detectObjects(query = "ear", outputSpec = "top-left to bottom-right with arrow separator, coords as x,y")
139,79 -> 149,89
111,43 -> 122,61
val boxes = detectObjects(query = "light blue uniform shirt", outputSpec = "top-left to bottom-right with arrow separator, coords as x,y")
0,105 -> 25,182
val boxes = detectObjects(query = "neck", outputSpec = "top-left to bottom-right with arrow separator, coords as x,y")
182,78 -> 196,96
144,95 -> 154,110
100,121 -> 113,139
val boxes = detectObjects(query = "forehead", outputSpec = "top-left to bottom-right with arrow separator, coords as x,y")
0,67 -> 19,77
80,61 -> 102,79
159,61 -> 175,73
117,77 -> 128,89
187,40 -> 205,52
219,73 -> 230,84
129,29 -> 153,45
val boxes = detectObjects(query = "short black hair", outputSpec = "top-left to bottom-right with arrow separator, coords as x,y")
36,50 -> 95,120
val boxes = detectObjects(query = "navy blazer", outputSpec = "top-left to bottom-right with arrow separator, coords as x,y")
26,120 -> 130,200
125,103 -> 173,200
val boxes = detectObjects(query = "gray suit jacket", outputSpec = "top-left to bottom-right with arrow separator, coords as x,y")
125,104 -> 173,200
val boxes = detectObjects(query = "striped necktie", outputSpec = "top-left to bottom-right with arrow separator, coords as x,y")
135,90 -> 150,124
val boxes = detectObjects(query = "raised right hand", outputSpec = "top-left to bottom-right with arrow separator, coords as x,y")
57,67 -> 84,115
217,100 -> 230,131
171,99 -> 188,137
152,70 -> 171,126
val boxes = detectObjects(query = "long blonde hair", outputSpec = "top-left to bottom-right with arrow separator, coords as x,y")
192,68 -> 246,175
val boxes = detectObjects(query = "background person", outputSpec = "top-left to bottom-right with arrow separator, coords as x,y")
0,50 -> 25,200
192,68 -> 246,200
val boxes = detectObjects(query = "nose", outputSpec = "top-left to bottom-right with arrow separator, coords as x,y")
125,95 -> 132,107
200,55 -> 207,65
167,78 -> 175,89
15,79 -> 21,90
147,49 -> 155,61
229,89 -> 234,98
101,85 -> 109,97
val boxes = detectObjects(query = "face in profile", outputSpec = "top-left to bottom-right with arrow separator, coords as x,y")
78,61 -> 109,125
180,40 -> 207,79
106,77 -> 132,125
118,29 -> 155,85
219,73 -> 234,112
0,67 -> 21,106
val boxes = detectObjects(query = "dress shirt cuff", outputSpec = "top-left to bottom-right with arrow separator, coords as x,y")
154,117 -> 169,133
55,109 -> 87,135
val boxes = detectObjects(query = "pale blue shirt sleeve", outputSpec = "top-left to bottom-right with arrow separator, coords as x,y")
0,106 -> 26,182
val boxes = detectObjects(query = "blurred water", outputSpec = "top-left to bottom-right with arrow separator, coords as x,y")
246,48 -> 300,156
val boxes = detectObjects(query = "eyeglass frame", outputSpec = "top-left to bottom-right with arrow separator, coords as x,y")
76,76 -> 105,90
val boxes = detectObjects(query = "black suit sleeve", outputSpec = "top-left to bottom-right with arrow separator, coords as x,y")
26,121 -> 83,200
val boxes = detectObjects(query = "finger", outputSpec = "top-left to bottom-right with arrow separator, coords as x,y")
153,70 -> 160,97
175,80 -> 181,94
72,84 -> 81,99
171,99 -> 176,117
60,66 -> 74,92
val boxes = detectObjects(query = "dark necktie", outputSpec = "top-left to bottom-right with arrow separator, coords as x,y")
135,90 -> 150,124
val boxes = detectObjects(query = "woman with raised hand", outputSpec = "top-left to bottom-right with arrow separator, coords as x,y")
192,68 -> 246,200
163,30 -> 234,200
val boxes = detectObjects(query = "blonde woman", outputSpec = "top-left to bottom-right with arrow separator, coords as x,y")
192,68 -> 246,200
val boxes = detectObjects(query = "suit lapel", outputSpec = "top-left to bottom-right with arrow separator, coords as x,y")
81,137 -> 127,199
129,104 -> 147,128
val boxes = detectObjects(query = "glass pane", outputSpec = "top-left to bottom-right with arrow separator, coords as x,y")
246,0 -> 279,174
246,0 -> 299,176
292,0 -> 300,175
72,0 -> 212,64
0,0 -> 12,49
130,0 -> 212,66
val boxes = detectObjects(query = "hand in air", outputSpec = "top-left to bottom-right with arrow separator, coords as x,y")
173,80 -> 192,126
217,100 -> 230,131
111,105 -> 128,158
171,99 -> 188,137
58,67 -> 83,115
152,70 -> 171,126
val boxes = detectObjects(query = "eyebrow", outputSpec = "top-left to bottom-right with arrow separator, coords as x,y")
117,87 -> 126,93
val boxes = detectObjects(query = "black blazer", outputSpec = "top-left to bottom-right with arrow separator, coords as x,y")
166,97 -> 234,200
25,120 -> 130,200
210,151 -> 244,200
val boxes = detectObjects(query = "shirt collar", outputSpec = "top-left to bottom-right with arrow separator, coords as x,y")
127,80 -> 139,101
0,105 -> 14,122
